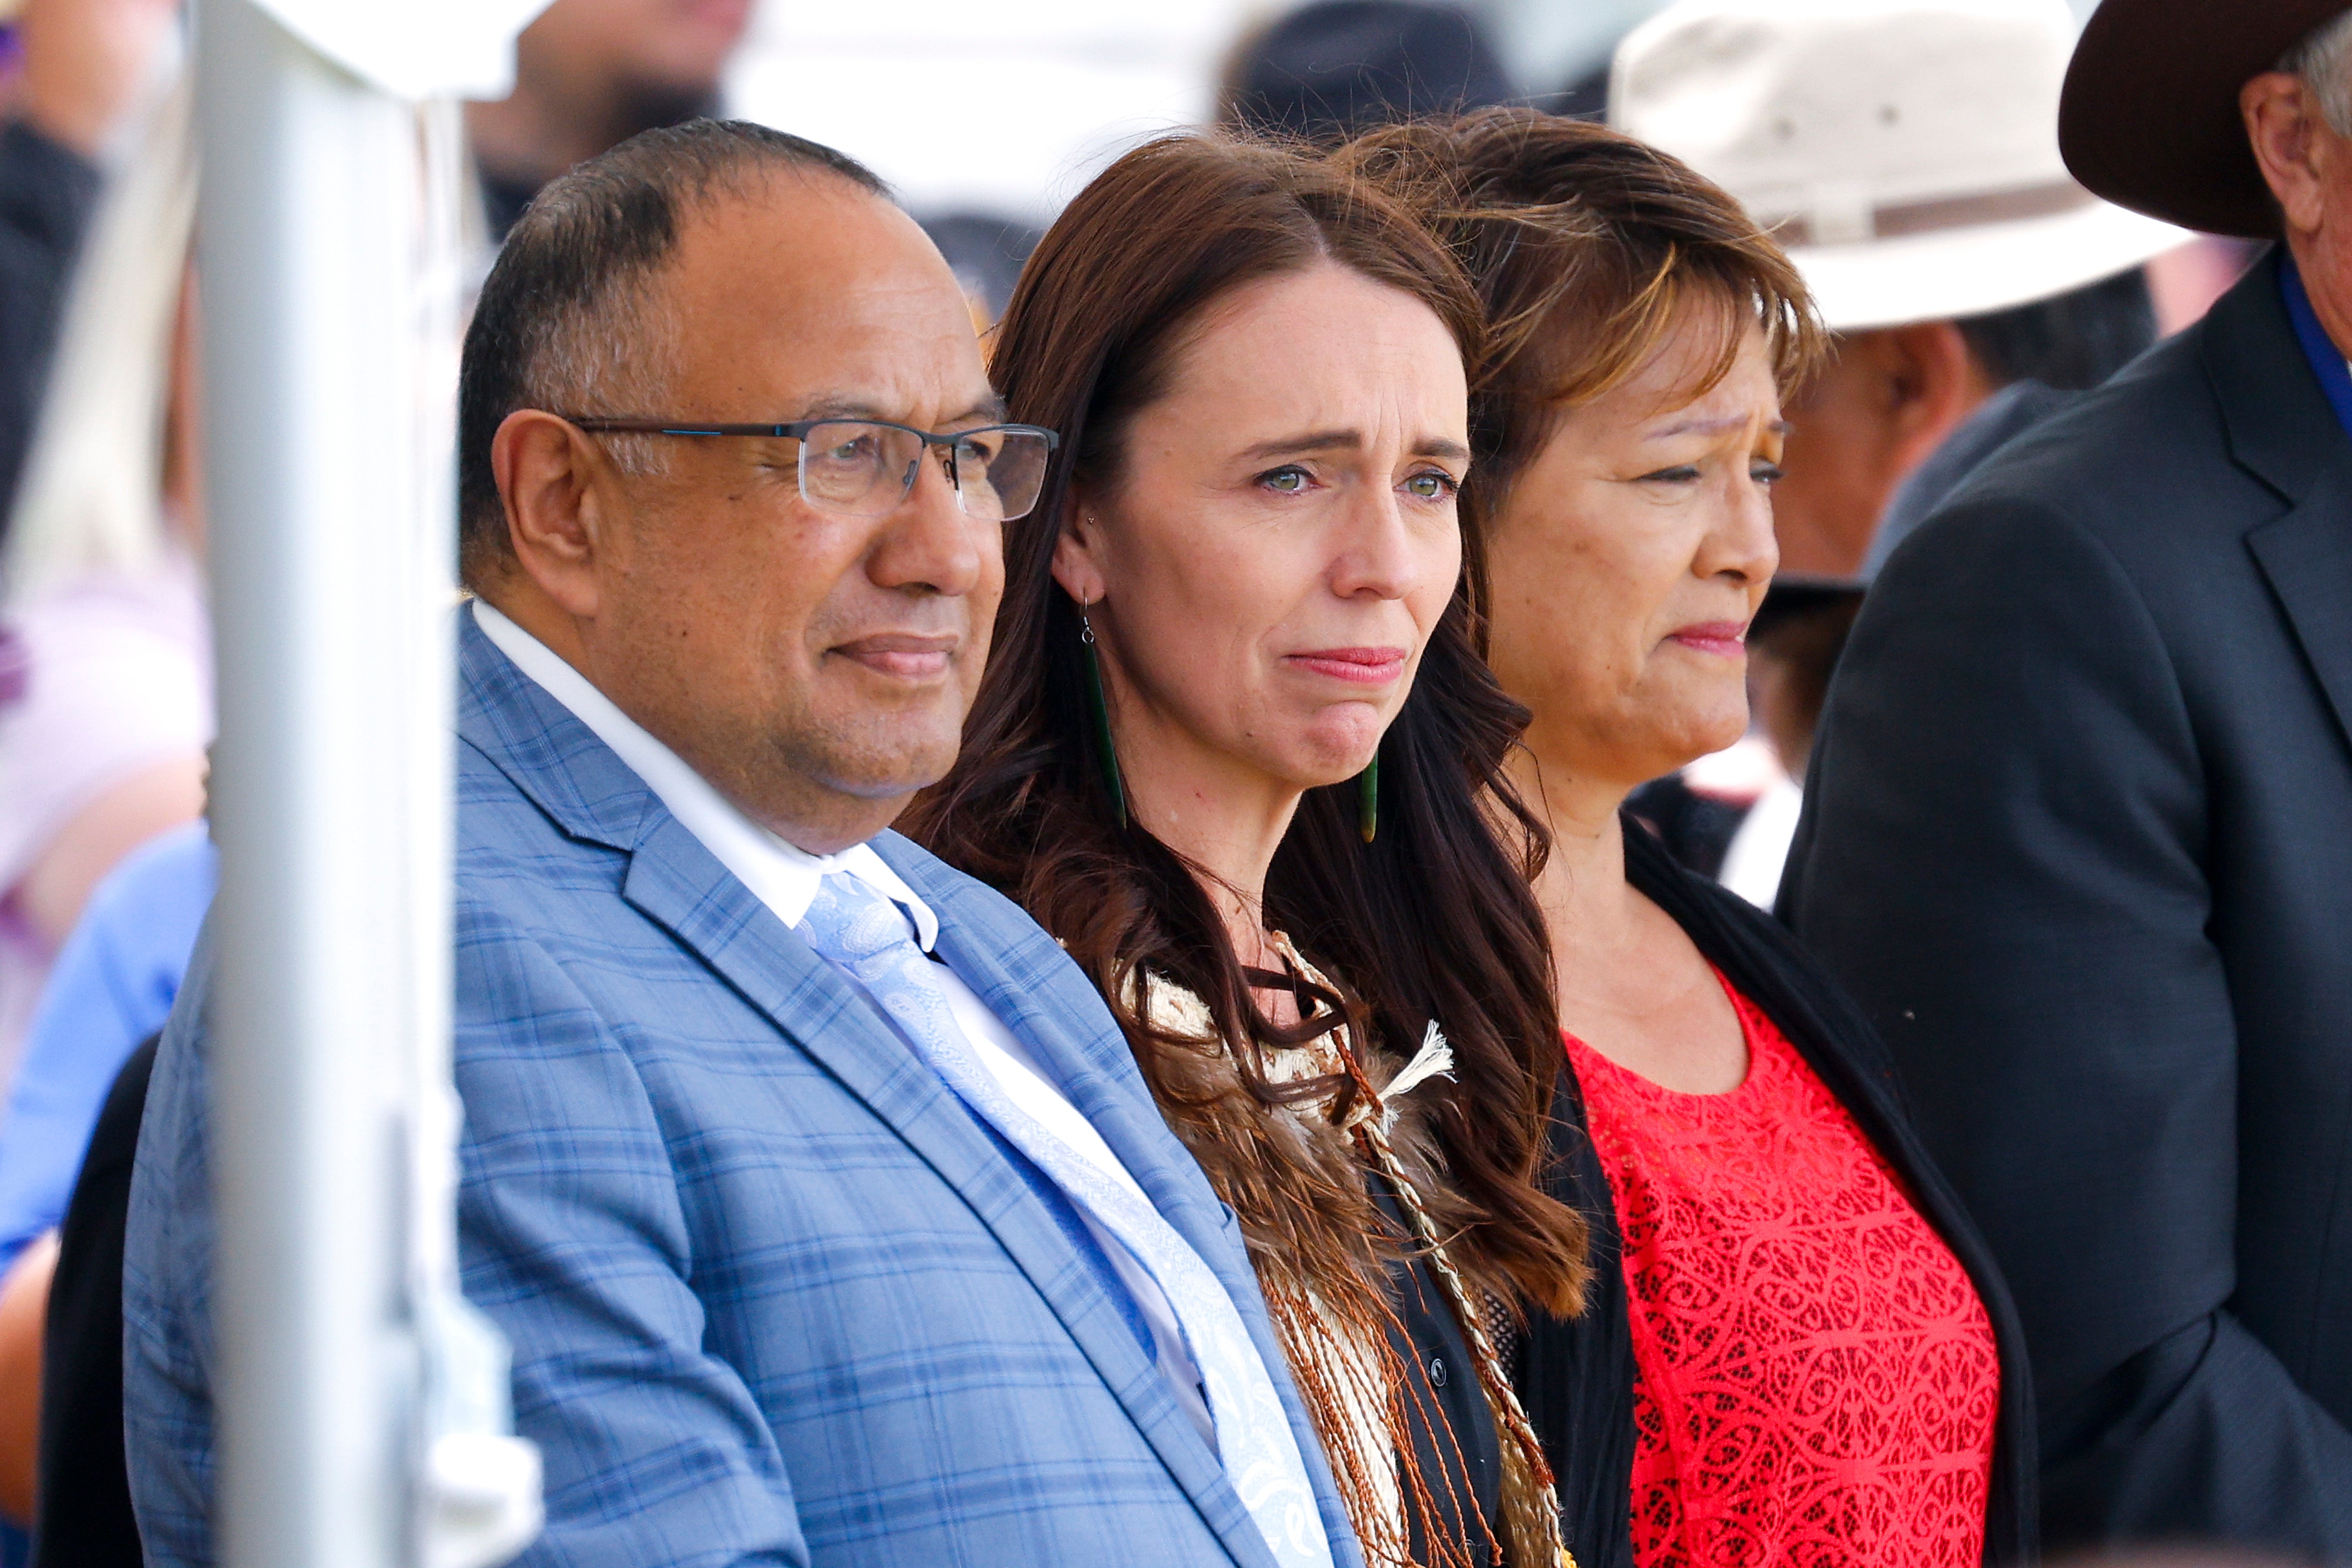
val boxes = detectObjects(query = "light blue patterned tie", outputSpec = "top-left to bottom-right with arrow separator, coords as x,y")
799,872 -> 1335,1568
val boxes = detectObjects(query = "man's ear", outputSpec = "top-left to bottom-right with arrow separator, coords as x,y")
1882,320 -> 1985,471
1048,490 -> 1108,607
2245,70 -> 2332,236
490,410 -> 612,618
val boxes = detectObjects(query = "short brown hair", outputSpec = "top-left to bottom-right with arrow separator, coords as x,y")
1336,108 -> 1823,507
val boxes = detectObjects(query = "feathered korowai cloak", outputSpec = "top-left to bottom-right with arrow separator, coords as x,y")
1131,937 -> 1568,1568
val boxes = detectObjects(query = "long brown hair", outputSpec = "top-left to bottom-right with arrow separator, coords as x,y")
909,129 -> 1588,1321
1332,109 -> 1823,510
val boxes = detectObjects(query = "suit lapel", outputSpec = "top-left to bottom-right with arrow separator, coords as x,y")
456,614 -> 1274,1564
879,844 -> 1256,1280
458,614 -> 1324,1568
2203,257 -> 2352,763
617,821 -> 1278,1568
455,610 -> 657,853
928,914 -> 1232,1251
2248,462 -> 2352,759
899,851 -> 1361,1568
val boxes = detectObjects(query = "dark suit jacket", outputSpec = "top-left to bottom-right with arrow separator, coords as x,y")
1785,249 -> 2352,1560
1522,818 -> 2038,1568
30,1036 -> 154,1568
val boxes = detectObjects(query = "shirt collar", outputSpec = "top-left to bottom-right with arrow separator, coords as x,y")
470,599 -> 938,950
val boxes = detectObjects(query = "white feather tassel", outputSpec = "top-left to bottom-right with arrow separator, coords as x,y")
1379,1022 -> 1455,1131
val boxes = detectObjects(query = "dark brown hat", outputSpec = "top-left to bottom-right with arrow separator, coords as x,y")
2059,0 -> 2348,237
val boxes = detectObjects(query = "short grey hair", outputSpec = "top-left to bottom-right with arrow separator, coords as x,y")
2283,8 -> 2352,136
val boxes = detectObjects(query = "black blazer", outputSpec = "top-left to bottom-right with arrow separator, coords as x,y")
1785,250 -> 2352,1559
31,1034 -> 154,1568
1520,819 -> 2038,1568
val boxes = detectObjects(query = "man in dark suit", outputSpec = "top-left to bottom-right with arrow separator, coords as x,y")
1784,0 -> 2352,1558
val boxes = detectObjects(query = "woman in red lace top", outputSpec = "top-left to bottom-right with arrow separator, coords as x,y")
1343,112 -> 2035,1568
1568,990 -> 2001,1565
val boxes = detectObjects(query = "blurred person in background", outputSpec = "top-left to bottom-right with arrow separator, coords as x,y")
1219,0 -> 1512,143
1785,0 -> 2352,1554
0,31 -> 192,1567
0,78 -> 196,1105
0,72 -> 192,1545
913,133 -> 1587,1568
0,821 -> 205,1567
917,211 -> 1043,331
0,0 -> 175,532
1609,0 -> 2181,905
465,0 -> 752,239
1347,109 -> 2037,1568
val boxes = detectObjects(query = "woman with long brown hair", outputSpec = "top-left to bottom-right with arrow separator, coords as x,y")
909,135 -> 1588,1568
1339,111 -> 2038,1568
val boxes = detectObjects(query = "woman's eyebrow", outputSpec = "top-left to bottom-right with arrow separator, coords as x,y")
1233,431 -> 1473,462
1236,428 -> 1362,461
1646,415 -> 1788,440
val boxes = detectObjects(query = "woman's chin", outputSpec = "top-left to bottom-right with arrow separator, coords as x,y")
1256,740 -> 1381,795
1287,708 -> 1387,778
1275,754 -> 1378,794
1626,706 -> 1750,779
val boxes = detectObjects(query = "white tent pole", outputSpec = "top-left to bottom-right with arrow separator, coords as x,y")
197,1 -> 435,1562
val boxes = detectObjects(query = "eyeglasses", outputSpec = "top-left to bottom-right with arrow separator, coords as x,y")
567,416 -> 1059,522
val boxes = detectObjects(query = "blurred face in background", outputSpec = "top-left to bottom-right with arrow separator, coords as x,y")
470,0 -> 756,186
519,0 -> 753,111
1765,319 -> 1991,578
1053,264 -> 1469,819
1486,310 -> 1782,794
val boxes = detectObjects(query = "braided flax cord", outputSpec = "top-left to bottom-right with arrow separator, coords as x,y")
1272,936 -> 1576,1568
1138,970 -> 1494,1568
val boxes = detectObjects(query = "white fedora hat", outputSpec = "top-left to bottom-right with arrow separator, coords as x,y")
1610,0 -> 2188,331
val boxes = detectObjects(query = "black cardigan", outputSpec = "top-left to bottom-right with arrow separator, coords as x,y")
1517,816 -> 2038,1568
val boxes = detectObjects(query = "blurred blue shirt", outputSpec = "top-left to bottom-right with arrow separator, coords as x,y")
0,821 -> 213,1276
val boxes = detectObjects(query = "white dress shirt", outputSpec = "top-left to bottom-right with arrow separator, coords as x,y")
471,601 -> 1213,1443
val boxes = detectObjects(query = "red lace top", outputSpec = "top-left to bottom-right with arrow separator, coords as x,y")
1565,979 -> 1999,1568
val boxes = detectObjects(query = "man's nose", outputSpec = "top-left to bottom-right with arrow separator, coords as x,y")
869,447 -> 986,596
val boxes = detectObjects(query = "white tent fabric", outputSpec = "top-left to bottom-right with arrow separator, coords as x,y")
242,0 -> 550,100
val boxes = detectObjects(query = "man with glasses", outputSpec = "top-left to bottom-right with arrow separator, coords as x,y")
122,120 -> 1354,1568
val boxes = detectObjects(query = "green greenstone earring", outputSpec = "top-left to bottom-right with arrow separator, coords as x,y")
1358,752 -> 1379,844
1080,599 -> 1129,829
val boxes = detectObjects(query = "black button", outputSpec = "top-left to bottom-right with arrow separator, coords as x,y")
1427,1354 -> 1448,1388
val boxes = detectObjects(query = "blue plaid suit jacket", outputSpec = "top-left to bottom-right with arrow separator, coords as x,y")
123,614 -> 1362,1568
